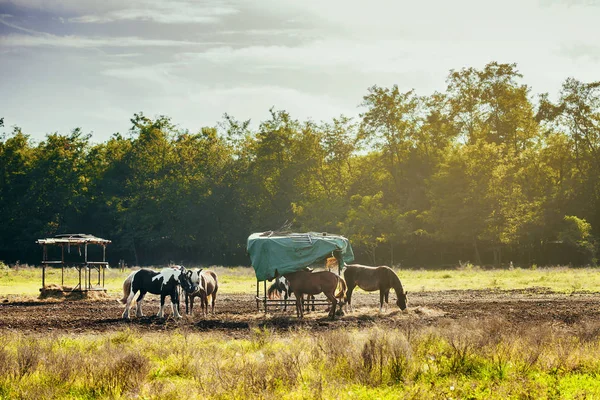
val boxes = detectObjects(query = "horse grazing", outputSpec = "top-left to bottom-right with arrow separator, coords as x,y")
267,276 -> 292,311
185,269 -> 219,316
343,264 -> 407,312
120,266 -> 197,320
283,270 -> 347,320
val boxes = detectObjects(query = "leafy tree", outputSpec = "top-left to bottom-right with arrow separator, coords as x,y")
446,62 -> 537,152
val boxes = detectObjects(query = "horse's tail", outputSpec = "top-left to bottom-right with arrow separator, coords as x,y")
119,271 -> 137,304
335,276 -> 347,302
267,283 -> 281,300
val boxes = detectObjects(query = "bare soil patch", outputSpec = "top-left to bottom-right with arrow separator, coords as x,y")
1,288 -> 599,336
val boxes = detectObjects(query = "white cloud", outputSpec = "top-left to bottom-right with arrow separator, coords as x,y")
67,1 -> 238,24
0,14 -> 48,35
2,0 -> 600,142
0,33 -> 206,48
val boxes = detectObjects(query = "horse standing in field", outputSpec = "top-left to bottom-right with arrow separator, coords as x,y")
283,270 -> 347,320
185,269 -> 219,316
267,276 -> 292,311
267,276 -> 318,313
343,264 -> 407,312
120,266 -> 197,320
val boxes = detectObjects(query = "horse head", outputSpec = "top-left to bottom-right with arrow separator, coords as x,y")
179,268 -> 198,294
396,290 -> 408,311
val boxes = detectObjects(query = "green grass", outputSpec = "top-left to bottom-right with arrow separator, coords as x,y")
2,265 -> 600,298
0,265 -> 258,297
1,321 -> 600,399
400,266 -> 600,293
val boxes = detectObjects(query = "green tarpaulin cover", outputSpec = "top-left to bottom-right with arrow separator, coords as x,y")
247,232 -> 355,281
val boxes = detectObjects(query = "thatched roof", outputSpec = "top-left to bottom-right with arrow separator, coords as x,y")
36,234 -> 111,246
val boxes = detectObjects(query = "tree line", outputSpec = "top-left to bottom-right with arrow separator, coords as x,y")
1,62 -> 598,268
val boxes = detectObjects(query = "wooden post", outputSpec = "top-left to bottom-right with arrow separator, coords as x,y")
85,244 -> 88,290
101,245 -> 106,286
264,280 -> 267,313
42,245 -> 46,289
61,244 -> 64,286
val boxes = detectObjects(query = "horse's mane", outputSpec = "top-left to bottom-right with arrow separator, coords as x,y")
385,267 -> 404,294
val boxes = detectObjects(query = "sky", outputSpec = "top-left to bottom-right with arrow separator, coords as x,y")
1,0 -> 599,143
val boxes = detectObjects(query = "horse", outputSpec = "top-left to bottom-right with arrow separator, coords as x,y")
185,269 -> 219,316
267,276 -> 319,313
120,265 -> 197,320
343,264 -> 407,312
267,276 -> 292,310
283,270 -> 347,320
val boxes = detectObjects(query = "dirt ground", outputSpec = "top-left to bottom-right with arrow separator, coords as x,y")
1,288 -> 599,337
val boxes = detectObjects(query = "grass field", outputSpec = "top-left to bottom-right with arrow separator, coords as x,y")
1,264 -> 600,298
2,264 -> 600,399
1,319 -> 600,399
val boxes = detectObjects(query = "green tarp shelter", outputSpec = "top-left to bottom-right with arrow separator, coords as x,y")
247,231 -> 355,281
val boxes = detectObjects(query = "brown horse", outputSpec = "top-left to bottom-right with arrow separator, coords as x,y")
343,264 -> 407,312
283,270 -> 347,320
185,269 -> 219,316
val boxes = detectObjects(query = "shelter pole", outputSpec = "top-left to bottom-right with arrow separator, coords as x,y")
264,280 -> 267,313
256,280 -> 259,311
102,245 -> 106,286
85,244 -> 88,290
42,244 -> 46,289
61,244 -> 64,286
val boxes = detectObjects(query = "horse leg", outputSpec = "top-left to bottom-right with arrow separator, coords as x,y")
136,292 -> 146,317
324,291 -> 337,320
346,285 -> 355,312
189,295 -> 195,315
205,294 -> 212,317
384,290 -> 390,311
295,293 -> 303,319
122,289 -> 137,320
211,288 -> 217,314
171,289 -> 182,318
200,293 -> 207,317
283,290 -> 288,311
285,290 -> 291,312
379,290 -> 385,313
157,294 -> 166,318
185,293 -> 190,314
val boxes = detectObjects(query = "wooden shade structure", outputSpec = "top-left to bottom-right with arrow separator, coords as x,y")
36,234 -> 111,292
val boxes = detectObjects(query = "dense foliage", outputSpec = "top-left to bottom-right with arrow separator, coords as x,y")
1,62 -> 598,267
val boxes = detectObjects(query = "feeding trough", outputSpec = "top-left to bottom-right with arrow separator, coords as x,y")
36,233 -> 111,293
247,231 -> 354,312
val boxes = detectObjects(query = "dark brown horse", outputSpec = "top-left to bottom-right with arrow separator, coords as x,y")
185,269 -> 219,316
283,270 -> 347,320
343,264 -> 407,312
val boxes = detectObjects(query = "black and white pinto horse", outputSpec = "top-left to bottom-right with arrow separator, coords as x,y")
120,265 -> 197,320
267,276 -> 292,310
